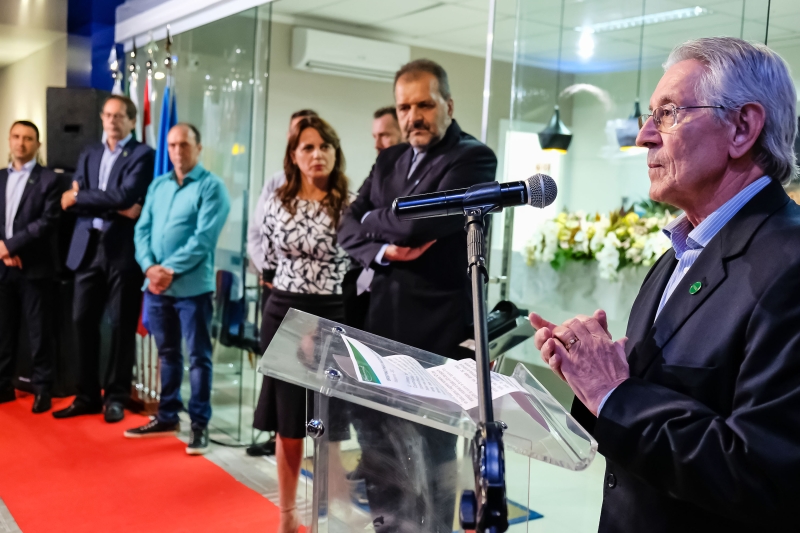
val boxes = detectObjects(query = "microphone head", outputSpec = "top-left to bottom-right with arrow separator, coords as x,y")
526,173 -> 557,208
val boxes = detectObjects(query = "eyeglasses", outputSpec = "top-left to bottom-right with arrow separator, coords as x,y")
100,112 -> 129,121
638,103 -> 725,131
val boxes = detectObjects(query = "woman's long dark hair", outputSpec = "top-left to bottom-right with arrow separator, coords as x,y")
278,116 -> 350,229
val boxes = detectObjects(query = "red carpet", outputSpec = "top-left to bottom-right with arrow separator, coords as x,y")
0,392 -> 284,532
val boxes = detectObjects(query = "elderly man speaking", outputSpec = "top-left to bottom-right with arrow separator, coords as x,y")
532,37 -> 800,532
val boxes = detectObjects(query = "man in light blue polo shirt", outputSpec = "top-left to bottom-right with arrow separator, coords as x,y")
124,123 -> 230,455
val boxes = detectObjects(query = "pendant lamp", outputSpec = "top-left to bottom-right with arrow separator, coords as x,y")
539,0 -> 572,153
616,0 -> 647,151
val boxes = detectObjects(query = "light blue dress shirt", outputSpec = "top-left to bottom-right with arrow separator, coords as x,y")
5,159 -> 36,239
655,176 -> 771,317
598,176 -> 772,413
93,133 -> 132,230
134,163 -> 231,298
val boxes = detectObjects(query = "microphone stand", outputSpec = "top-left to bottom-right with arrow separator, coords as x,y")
459,204 -> 508,533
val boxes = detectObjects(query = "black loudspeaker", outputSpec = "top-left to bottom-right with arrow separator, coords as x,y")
46,87 -> 110,171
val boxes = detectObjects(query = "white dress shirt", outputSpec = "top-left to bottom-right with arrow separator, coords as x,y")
5,159 -> 36,239
93,134 -> 132,230
247,171 -> 286,274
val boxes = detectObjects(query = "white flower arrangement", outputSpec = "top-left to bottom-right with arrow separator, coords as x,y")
525,205 -> 676,280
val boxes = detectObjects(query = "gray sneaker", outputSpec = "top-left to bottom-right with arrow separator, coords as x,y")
186,426 -> 210,455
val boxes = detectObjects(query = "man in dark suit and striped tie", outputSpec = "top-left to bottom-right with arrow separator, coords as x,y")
0,121 -> 61,413
53,95 -> 154,423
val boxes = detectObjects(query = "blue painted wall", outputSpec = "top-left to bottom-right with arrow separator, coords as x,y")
67,0 -> 126,90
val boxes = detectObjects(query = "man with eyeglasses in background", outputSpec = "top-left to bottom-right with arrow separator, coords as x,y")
54,95 -> 154,424
531,37 -> 800,533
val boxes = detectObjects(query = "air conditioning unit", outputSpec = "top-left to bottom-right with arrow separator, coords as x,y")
291,27 -> 411,83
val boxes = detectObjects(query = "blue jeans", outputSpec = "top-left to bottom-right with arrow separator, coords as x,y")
145,291 -> 214,428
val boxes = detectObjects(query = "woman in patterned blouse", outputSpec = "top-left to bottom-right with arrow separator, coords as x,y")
254,115 -> 352,533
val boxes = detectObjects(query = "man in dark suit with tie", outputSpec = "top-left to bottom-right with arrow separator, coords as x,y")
338,59 -> 496,532
53,95 -> 154,423
339,59 -> 496,359
532,37 -> 800,532
0,121 -> 61,413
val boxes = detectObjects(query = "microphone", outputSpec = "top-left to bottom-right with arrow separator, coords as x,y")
392,174 -> 557,220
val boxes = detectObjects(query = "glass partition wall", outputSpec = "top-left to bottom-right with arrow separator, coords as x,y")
116,0 -> 800,529
490,0 -> 773,375
129,5 -> 272,441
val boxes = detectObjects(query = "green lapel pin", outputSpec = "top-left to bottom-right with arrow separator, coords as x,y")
122,150 -> 128,157
689,281 -> 702,295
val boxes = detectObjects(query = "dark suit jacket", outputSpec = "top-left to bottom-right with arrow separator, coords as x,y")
0,164 -> 62,281
338,120 -> 497,357
572,179 -> 800,533
65,139 -> 154,272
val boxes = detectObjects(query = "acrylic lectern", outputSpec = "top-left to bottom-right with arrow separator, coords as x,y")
259,309 -> 597,533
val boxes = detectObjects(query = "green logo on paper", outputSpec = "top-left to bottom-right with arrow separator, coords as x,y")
689,281 -> 702,295
347,340 -> 380,384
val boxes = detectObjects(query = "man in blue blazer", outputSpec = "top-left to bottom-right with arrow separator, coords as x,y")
533,38 -> 800,532
0,121 -> 61,413
53,95 -> 154,423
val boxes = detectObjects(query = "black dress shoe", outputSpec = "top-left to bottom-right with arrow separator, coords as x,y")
52,401 -> 103,419
32,392 -> 52,414
104,402 -> 125,423
246,436 -> 276,457
0,389 -> 15,404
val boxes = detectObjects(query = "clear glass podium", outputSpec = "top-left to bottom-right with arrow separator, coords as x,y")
259,309 -> 597,532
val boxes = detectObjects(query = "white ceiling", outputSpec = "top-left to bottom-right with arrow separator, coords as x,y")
271,0 -> 505,59
0,25 -> 66,67
113,0 -> 800,74
270,0 -> 800,73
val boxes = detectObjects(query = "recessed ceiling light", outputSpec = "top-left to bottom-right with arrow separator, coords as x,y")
578,28 -> 595,59
576,6 -> 710,34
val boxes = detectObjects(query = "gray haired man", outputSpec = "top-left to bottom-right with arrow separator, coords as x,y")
532,37 -> 800,533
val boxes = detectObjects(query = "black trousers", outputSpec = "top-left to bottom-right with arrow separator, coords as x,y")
0,270 -> 55,394
73,233 -> 143,406
352,291 -> 461,532
351,407 -> 458,533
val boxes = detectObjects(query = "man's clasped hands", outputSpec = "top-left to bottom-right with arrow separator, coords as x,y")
530,310 -> 631,416
0,240 -> 21,268
145,265 -> 174,295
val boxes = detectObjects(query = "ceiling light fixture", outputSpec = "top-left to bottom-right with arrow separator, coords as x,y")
576,6 -> 709,34
617,0 -> 647,151
539,0 -> 572,154
577,28 -> 595,60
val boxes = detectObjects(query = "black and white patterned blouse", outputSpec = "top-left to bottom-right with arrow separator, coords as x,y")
261,193 -> 353,294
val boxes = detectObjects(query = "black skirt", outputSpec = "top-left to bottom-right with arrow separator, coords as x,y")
253,288 -> 346,439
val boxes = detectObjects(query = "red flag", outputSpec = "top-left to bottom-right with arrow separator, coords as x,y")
142,77 -> 154,147
137,292 -> 149,337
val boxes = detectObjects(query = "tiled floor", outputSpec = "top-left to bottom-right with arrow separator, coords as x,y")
188,412 -> 604,533
0,499 -> 22,533
1,403 -> 602,533
193,347 -> 605,532
133,341 -> 604,533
